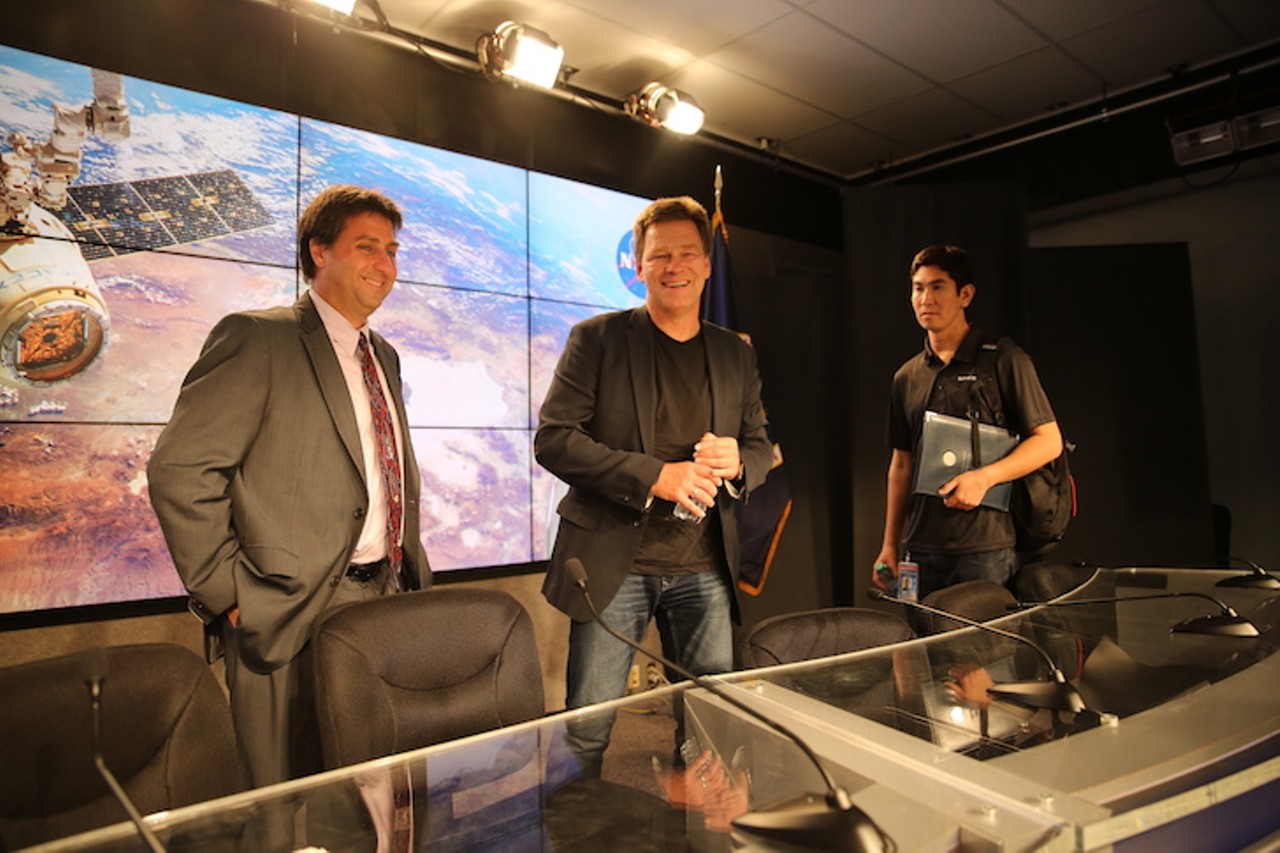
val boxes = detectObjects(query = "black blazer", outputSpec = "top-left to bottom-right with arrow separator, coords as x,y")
535,307 -> 772,622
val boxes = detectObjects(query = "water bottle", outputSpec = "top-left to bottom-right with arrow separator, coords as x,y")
672,496 -> 708,523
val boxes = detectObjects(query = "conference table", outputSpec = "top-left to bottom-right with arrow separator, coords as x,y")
26,567 -> 1279,851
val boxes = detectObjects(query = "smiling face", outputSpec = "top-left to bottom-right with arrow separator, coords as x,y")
911,264 -> 974,337
636,218 -> 712,325
308,211 -> 400,328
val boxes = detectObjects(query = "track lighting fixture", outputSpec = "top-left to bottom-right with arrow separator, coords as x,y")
477,21 -> 564,89
625,83 -> 705,135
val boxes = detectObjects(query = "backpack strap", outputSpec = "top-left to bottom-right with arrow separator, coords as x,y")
971,336 -> 1006,422
968,336 -> 1005,466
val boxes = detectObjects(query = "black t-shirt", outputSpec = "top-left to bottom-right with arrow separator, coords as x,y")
634,327 -> 720,575
887,327 -> 1056,555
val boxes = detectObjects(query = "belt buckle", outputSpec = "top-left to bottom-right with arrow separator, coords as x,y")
347,561 -> 379,582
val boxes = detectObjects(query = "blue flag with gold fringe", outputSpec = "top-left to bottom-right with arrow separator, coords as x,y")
703,168 -> 792,596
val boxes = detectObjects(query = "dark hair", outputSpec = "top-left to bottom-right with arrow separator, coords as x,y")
910,244 -> 973,290
632,196 -> 711,262
297,185 -> 403,280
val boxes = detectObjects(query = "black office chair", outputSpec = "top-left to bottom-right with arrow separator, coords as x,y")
740,607 -> 916,732
742,607 -> 914,668
311,586 -> 545,768
916,579 -> 1057,710
915,579 -> 1018,635
310,588 -> 547,851
1011,563 -> 1101,682
1013,562 -> 1085,602
0,643 -> 246,849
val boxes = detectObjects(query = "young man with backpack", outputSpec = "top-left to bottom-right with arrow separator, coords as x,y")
872,244 -> 1064,600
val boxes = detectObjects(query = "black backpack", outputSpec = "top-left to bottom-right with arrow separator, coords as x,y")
970,339 -> 1076,558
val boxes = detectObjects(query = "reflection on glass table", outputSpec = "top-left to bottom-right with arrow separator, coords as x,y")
23,568 -> 1279,852
27,683 -> 852,853
727,567 -> 1280,850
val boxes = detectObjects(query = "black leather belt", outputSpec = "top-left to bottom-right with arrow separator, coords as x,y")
346,558 -> 389,582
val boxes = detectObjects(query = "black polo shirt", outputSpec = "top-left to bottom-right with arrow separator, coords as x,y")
887,326 -> 1056,555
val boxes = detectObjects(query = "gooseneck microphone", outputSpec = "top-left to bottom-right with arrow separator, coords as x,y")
1010,591 -> 1261,637
82,647 -> 166,853
565,558 -> 892,853
868,588 -> 1088,714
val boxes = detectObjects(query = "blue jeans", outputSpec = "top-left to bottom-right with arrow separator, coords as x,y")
912,548 -> 1017,600
565,570 -> 734,776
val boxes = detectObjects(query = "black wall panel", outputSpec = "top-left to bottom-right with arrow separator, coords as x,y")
1025,244 -> 1215,566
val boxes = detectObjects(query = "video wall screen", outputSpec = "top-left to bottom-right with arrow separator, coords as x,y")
0,44 -> 647,615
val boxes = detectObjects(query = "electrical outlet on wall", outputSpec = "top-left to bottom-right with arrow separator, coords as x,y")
646,662 -> 662,687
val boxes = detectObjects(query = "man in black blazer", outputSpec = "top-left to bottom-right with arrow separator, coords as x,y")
536,196 -> 772,775
148,185 -> 431,787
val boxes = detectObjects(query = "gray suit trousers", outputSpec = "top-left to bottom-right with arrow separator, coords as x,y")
223,571 -> 395,788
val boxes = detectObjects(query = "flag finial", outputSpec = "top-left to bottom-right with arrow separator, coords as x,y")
712,165 -> 726,239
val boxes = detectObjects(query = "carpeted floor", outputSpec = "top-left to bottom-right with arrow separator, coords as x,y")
600,692 -> 680,802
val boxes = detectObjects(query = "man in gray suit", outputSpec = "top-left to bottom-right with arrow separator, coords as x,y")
148,185 -> 431,787
536,196 -> 773,776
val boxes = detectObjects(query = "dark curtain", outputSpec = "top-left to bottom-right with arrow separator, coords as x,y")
844,184 -> 1029,602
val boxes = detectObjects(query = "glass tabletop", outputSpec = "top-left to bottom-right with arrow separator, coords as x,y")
25,567 -> 1280,852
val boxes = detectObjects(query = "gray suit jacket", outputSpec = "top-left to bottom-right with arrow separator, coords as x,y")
535,307 -> 772,622
147,292 -> 431,672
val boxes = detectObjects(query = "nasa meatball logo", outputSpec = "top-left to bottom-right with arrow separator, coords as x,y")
616,231 -> 645,299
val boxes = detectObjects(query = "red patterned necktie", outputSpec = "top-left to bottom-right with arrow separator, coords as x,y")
357,334 -> 403,587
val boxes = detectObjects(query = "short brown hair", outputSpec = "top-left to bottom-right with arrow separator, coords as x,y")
632,196 -> 711,262
297,185 -> 403,281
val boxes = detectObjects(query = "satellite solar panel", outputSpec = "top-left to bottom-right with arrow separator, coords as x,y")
53,196 -> 113,257
133,175 -> 229,244
69,183 -> 175,249
77,241 -> 116,261
68,182 -> 175,251
56,170 -> 273,261
188,170 -> 274,232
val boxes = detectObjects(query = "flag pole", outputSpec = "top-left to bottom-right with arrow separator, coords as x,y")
704,163 -> 792,596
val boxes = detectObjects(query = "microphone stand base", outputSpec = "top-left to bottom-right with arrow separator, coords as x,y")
1171,615 -> 1260,637
731,792 -> 888,852
1214,572 -> 1279,590
986,679 -> 1087,714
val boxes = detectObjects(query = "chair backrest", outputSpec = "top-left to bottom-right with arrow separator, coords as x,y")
742,607 -> 914,668
917,579 -> 1018,635
0,643 -> 245,849
1011,563 -> 1100,679
1012,562 -> 1085,602
312,587 -> 545,769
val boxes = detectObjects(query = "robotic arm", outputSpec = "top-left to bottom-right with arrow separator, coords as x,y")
2,69 -> 131,230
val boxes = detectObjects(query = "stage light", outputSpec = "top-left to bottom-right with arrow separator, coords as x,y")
1168,101 -> 1280,167
1232,106 -> 1280,151
477,21 -> 564,89
1169,120 -> 1235,166
625,83 -> 705,135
